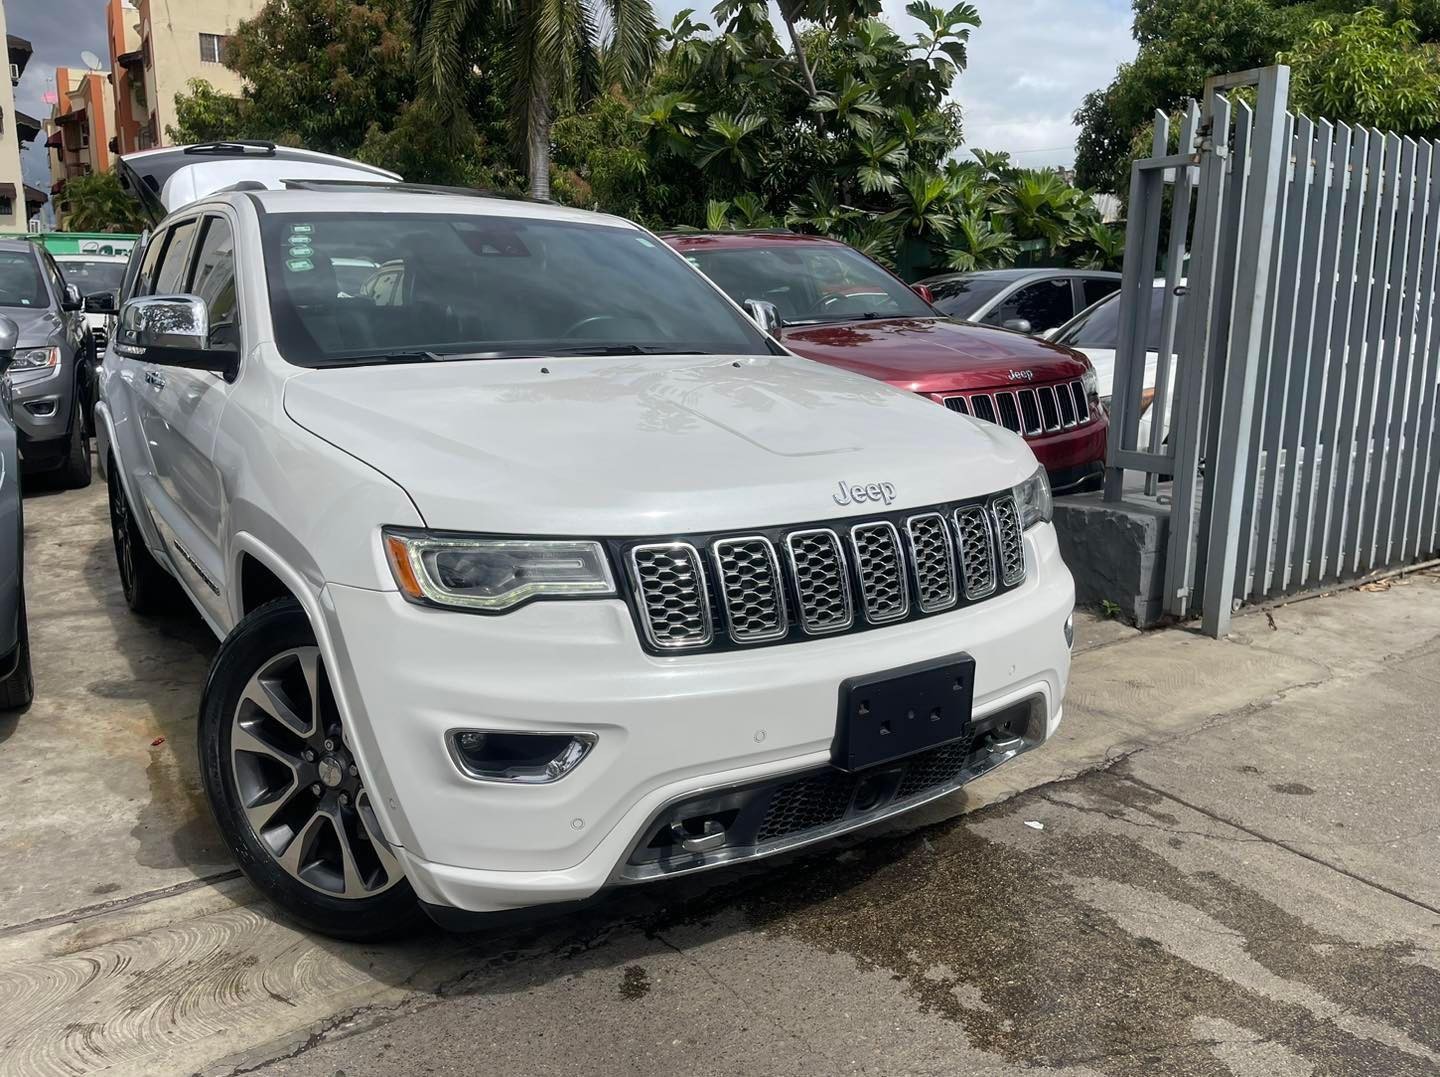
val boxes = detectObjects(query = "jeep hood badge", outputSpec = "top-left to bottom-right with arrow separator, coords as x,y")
833,481 -> 896,507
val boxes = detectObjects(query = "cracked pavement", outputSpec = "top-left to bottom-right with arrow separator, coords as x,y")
1,484 -> 1438,1076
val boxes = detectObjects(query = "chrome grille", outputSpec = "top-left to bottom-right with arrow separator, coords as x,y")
623,494 -> 1027,652
630,543 -> 712,649
712,537 -> 787,642
953,506 -> 997,599
786,529 -> 853,634
991,496 -> 1026,586
940,379 -> 1092,438
904,513 -> 957,613
849,522 -> 909,624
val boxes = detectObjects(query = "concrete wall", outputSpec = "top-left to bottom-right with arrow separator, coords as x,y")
0,0 -> 27,230
107,0 -> 149,154
135,0 -> 259,144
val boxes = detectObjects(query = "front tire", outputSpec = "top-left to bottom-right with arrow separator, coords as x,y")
58,391 -> 92,489
0,585 -> 34,712
108,460 -> 179,614
198,598 -> 423,940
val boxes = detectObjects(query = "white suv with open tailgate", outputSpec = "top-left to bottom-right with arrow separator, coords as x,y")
97,143 -> 1075,937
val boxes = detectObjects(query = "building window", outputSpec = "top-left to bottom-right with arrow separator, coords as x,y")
0,196 -> 12,216
199,33 -> 227,64
142,37 -> 151,67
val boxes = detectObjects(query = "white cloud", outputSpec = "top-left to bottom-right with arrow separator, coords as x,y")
649,0 -> 1137,169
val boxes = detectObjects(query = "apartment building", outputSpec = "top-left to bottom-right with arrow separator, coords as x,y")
0,2 -> 45,229
107,0 -> 260,152
45,67 -> 116,227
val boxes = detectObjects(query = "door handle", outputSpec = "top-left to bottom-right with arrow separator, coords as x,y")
144,369 -> 166,390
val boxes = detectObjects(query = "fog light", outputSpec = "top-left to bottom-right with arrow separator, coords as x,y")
447,730 -> 596,784
1064,612 -> 1074,649
23,400 -> 56,417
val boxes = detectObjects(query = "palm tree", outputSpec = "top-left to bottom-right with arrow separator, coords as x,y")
413,0 -> 656,200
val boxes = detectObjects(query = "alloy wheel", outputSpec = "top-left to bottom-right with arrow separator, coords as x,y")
109,472 -> 135,600
229,646 -> 403,899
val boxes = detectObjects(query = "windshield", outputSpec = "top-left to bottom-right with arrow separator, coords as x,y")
0,250 -> 46,308
927,275 -> 1010,319
680,242 -> 934,325
261,212 -> 775,365
1057,285 -> 1181,353
57,259 -> 127,294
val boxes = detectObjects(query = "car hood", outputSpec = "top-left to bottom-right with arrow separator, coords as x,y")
781,317 -> 1091,394
282,353 -> 1037,535
1,306 -> 64,346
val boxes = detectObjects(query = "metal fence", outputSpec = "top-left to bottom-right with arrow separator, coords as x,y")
1106,66 -> 1440,636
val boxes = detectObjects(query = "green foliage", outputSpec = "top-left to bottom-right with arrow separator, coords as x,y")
169,0 -> 511,186
1077,1 -> 1440,195
1282,9 -> 1440,131
57,171 -> 149,233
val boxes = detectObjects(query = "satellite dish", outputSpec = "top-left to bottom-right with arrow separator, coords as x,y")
80,50 -> 103,71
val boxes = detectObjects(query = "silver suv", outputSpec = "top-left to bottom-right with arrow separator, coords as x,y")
0,240 -> 93,488
1,315 -> 34,710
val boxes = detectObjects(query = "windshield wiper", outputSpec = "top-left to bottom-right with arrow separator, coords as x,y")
545,345 -> 711,356
318,350 -> 445,367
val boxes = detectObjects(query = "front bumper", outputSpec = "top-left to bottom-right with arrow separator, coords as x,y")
321,523 -> 1074,915
10,365 -> 73,471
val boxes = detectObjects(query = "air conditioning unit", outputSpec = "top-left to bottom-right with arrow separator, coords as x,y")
8,63 -> 19,83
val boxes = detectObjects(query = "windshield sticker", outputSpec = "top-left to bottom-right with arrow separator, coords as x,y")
289,224 -> 313,235
288,245 -> 314,257
286,258 -> 314,272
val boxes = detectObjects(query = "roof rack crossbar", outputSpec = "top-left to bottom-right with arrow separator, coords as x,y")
183,140 -> 277,157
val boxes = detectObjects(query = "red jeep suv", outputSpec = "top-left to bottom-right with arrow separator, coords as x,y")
665,231 -> 1107,492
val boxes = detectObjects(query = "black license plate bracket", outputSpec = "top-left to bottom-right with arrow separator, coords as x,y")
832,653 -> 976,771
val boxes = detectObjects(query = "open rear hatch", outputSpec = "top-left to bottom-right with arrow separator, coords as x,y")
116,140 -> 401,222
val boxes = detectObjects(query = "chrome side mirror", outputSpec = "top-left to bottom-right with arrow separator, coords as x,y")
743,299 -> 782,337
0,316 -> 18,374
116,295 -> 235,376
62,283 -> 83,312
1003,318 -> 1033,334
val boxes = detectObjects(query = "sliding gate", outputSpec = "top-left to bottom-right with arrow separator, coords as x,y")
1106,66 -> 1440,635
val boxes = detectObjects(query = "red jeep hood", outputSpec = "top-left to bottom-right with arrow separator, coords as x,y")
782,317 -> 1089,394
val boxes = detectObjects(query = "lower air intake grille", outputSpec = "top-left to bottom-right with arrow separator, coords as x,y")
630,543 -> 712,649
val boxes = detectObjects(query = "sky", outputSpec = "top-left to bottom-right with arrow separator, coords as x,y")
6,0 -> 1138,204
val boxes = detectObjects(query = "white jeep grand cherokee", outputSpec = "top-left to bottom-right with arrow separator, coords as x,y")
97,144 -> 1075,938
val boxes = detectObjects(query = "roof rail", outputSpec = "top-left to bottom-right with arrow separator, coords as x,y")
183,140 -> 277,157
278,177 -> 553,204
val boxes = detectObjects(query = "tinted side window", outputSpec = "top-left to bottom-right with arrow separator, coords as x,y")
987,279 -> 1074,332
191,216 -> 238,343
1082,278 -> 1121,307
40,252 -> 67,303
132,230 -> 167,298
153,219 -> 198,295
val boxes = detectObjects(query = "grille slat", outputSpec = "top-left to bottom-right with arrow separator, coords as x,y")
971,394 -> 997,423
1017,388 -> 1042,435
786,529 -> 854,635
904,513 -> 958,613
953,506 -> 997,599
995,392 -> 1022,433
712,537 -> 787,643
1070,381 -> 1089,422
850,522 -> 909,624
943,395 -> 970,415
991,496 -> 1026,586
1039,387 -> 1061,432
1056,382 -> 1077,426
630,543 -> 713,649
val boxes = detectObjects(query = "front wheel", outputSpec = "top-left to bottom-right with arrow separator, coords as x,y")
58,392 -> 92,489
108,462 -> 179,614
198,598 -> 424,939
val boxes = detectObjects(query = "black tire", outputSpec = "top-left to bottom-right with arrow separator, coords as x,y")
0,584 -> 34,712
58,390 -> 92,489
198,598 -> 424,940
108,459 -> 180,614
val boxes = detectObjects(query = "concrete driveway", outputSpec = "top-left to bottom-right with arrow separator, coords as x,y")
1,483 -> 1437,1076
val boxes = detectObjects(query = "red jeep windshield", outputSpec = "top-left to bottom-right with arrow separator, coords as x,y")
679,243 -> 934,326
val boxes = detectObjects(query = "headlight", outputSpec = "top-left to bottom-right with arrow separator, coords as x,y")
382,528 -> 616,612
9,346 -> 59,372
1082,366 -> 1098,399
1012,465 -> 1053,529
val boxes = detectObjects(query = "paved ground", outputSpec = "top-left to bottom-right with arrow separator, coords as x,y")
2,481 -> 1438,1076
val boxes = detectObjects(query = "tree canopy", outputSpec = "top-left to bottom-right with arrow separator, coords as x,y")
1076,2 -> 1440,194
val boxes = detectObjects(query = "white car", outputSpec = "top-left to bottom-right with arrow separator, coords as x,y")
1051,281 -> 1182,448
97,143 -> 1075,938
53,253 -> 129,353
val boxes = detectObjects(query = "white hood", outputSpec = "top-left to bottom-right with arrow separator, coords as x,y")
282,354 -> 1037,536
